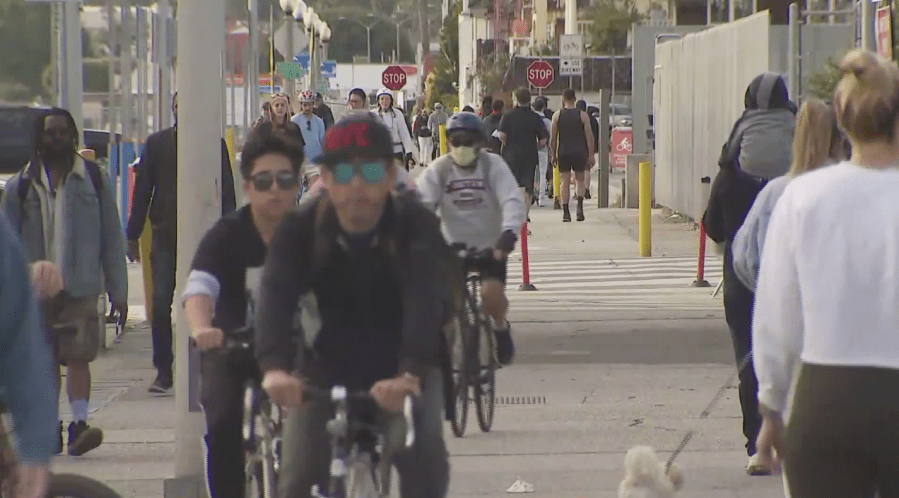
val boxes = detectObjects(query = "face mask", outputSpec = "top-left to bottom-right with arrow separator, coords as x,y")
450,146 -> 477,167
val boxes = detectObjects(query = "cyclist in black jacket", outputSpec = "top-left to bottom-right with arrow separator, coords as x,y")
182,135 -> 304,498
255,113 -> 450,498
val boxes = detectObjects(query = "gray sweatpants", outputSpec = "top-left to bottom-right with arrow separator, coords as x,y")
278,368 -> 450,498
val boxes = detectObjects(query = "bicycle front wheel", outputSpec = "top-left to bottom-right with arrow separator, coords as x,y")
449,315 -> 470,438
474,315 -> 497,433
45,474 -> 124,498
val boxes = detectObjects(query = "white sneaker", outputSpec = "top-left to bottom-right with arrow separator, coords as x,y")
506,477 -> 534,493
746,454 -> 772,476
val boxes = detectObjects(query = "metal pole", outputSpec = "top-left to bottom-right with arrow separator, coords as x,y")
107,0 -> 119,150
597,89 -> 610,208
121,2 -> 133,142
249,0 -> 260,125
159,0 -> 173,130
61,1 -> 84,146
367,26 -> 372,63
171,0 -> 224,487
638,161 -> 652,257
136,7 -> 147,143
861,0 -> 875,50
310,25 -> 318,93
396,24 -> 401,62
788,3 -> 800,101
51,3 -> 59,105
284,18 -> 296,98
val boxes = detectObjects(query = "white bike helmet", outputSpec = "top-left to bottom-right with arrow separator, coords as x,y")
298,89 -> 316,103
376,88 -> 394,105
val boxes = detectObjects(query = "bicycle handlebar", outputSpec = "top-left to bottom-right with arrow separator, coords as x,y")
303,385 -> 416,449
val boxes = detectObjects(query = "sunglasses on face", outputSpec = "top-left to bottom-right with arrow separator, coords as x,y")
331,162 -> 387,185
250,170 -> 300,191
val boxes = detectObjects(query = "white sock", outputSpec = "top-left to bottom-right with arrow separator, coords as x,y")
71,399 -> 89,423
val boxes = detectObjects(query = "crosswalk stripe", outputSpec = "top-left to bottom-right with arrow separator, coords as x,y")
504,256 -> 724,314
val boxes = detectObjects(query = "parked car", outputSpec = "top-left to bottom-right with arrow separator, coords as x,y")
0,103 -> 121,174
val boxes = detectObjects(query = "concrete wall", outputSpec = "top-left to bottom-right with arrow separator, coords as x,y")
631,25 -> 707,156
654,12 -> 771,220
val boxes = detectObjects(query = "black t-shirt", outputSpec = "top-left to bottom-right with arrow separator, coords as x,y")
190,205 -> 267,332
498,105 -> 548,168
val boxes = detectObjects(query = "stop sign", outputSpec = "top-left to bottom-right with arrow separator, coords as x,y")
527,60 -> 554,89
382,65 -> 407,91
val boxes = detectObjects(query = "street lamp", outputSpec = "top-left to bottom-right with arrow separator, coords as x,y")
382,16 -> 413,62
339,16 -> 378,63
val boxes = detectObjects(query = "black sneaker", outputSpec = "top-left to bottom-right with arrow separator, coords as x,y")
493,325 -> 515,366
584,188 -> 592,200
67,421 -> 103,456
148,370 -> 173,394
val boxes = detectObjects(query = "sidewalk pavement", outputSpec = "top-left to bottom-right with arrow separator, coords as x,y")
47,187 -> 776,498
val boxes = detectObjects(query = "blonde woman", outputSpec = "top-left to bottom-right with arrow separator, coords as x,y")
753,49 -> 899,498
732,99 -> 845,290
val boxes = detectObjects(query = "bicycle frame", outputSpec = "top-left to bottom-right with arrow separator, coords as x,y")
243,380 -> 282,498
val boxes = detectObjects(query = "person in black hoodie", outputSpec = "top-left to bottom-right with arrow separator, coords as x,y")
702,72 -> 795,477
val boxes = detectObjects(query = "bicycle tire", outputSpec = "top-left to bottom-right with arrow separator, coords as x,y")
45,474 -> 124,498
245,460 -> 265,498
449,314 -> 469,438
347,457 -> 379,498
474,315 -> 497,433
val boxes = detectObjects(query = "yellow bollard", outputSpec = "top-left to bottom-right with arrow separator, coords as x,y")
552,163 -> 560,199
225,127 -> 236,168
638,161 -> 652,257
439,124 -> 447,155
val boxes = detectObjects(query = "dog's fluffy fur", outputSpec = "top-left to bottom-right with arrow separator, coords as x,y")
618,446 -> 685,498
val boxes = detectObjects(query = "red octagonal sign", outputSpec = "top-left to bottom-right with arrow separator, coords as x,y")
527,60 -> 554,89
382,65 -> 408,91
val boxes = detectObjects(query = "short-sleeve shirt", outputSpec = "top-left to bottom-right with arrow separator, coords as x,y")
190,205 -> 267,331
498,105 -> 548,169
291,113 -> 326,164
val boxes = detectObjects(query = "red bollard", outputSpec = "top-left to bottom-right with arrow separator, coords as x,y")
692,176 -> 712,288
518,222 -> 537,291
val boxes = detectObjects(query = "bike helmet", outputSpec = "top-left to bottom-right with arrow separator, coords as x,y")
298,89 -> 316,103
445,111 -> 485,139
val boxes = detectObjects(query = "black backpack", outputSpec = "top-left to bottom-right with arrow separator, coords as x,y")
17,158 -> 105,216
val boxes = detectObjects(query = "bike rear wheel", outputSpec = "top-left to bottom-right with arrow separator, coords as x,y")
45,474 -> 124,498
449,315 -> 470,438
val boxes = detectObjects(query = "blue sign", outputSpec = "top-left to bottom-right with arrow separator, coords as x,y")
293,53 -> 310,71
260,85 -> 282,94
320,60 -> 337,79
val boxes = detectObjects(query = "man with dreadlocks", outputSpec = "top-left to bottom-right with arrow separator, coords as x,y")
1,107 -> 128,457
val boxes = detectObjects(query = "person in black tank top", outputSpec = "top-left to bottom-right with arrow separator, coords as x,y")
550,89 -> 595,222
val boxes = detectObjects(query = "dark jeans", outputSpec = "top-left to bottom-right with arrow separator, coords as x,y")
722,262 -> 760,457
200,351 -> 260,498
279,368 -> 450,498
150,231 -> 176,374
785,364 -> 898,498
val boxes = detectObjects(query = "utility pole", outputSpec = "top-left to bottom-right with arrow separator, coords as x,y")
158,0 -> 174,130
860,0 -> 875,51
165,0 -> 225,495
248,0 -> 260,126
285,19 -> 296,99
120,2 -> 133,143
59,1 -> 84,146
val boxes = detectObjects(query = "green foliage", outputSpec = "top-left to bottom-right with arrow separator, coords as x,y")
585,0 -> 644,54
425,0 -> 460,105
0,1 -> 52,99
476,52 -> 508,97
807,56 -> 841,101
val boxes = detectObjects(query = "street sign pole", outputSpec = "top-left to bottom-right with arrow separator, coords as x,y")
285,18 -> 296,99
166,0 -> 224,495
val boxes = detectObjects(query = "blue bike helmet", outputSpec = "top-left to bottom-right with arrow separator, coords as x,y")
446,111 -> 485,139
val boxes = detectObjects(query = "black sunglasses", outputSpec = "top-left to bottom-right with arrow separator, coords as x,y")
250,170 -> 299,191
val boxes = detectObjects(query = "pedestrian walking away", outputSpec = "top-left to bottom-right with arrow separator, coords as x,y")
127,93 -> 237,395
531,98 -> 551,206
753,49 -> 899,498
577,99 -> 599,200
1,107 -> 129,457
497,87 -> 548,222
182,135 -> 304,498
483,99 -> 505,156
413,107 -> 433,167
551,89 -> 595,222
373,88 -> 418,171
702,70 -> 795,476
314,92 -> 335,130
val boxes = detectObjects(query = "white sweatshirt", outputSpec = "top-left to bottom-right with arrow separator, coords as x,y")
372,108 -> 419,163
415,151 -> 525,251
752,161 -> 899,414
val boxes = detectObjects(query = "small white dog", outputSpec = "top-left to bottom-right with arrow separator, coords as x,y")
618,446 -> 684,498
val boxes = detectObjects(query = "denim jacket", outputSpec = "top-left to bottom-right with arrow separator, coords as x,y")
1,158 -> 128,304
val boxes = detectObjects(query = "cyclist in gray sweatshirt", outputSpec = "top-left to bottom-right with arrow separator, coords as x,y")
415,112 -> 525,365
0,212 -> 57,497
